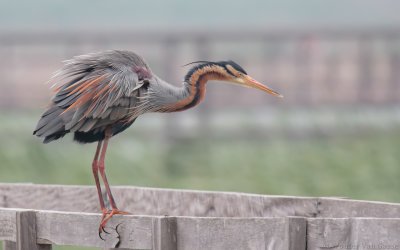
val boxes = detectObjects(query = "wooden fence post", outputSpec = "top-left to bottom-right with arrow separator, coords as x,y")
152,216 -> 177,250
14,210 -> 52,250
286,217 -> 307,250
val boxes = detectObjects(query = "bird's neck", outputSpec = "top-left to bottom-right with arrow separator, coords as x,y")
164,64 -> 226,112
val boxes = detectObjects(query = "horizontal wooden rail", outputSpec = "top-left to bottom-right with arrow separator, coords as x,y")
2,183 -> 400,218
1,184 -> 400,249
0,209 -> 307,249
2,209 -> 400,249
0,208 -> 176,249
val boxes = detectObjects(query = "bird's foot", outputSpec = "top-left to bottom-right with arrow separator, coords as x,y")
98,208 -> 131,240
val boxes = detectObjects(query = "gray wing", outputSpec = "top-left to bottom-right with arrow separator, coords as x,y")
33,50 -> 152,143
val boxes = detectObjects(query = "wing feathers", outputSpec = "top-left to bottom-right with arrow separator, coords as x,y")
79,118 -> 98,132
34,50 -> 151,143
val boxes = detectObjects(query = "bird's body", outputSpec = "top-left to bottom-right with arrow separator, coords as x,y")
35,50 -> 171,143
33,50 -> 282,236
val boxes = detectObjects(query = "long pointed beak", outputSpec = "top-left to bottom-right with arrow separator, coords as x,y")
242,75 -> 283,98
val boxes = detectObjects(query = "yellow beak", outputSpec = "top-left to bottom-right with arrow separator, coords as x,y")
241,75 -> 283,98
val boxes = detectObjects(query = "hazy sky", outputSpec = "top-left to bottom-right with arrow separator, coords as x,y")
1,0 -> 399,32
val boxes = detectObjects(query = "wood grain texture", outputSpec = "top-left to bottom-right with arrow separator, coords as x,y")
35,211 -> 154,249
0,208 -> 17,241
2,184 -> 400,250
174,216 -> 306,250
0,184 -> 99,213
16,210 -> 51,250
286,217 -> 306,250
105,216 -> 175,250
152,216 -> 177,250
0,209 -> 307,250
317,197 -> 400,218
0,183 -> 318,217
307,218 -> 400,250
2,184 -> 400,219
34,211 -> 308,250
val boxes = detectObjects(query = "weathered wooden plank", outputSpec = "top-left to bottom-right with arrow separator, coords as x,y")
307,218 -> 400,250
35,210 -> 154,249
1,208 -> 308,250
317,197 -> 400,218
3,183 -> 400,219
106,217 -> 177,250
0,184 -> 99,213
16,210 -> 51,250
4,206 -> 400,250
0,209 -> 52,250
152,216 -> 177,250
0,208 -> 17,241
174,216 -> 306,250
0,183 -> 317,217
286,217 -> 306,250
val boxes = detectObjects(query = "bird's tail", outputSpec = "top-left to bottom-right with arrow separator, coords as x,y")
33,105 -> 69,143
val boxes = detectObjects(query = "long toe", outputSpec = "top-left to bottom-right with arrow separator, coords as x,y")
112,209 -> 131,215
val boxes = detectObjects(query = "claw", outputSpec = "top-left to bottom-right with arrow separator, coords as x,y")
115,223 -> 122,234
99,230 -> 105,241
102,226 -> 110,234
114,223 -> 122,248
98,225 -> 110,240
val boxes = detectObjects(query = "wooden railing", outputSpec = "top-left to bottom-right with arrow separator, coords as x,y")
1,183 -> 400,249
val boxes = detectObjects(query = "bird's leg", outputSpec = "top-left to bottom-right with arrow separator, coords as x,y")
92,141 -> 110,223
98,129 -> 118,209
98,129 -> 130,233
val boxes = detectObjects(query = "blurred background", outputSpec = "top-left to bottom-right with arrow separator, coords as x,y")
1,0 -> 400,218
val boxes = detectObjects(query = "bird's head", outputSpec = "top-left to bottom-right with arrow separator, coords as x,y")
185,60 -> 283,98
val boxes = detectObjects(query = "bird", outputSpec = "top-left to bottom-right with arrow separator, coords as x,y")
33,50 -> 282,236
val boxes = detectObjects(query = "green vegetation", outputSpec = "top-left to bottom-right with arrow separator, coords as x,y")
1,111 -> 400,249
1,111 -> 399,201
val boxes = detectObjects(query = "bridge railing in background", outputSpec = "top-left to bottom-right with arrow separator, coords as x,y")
1,29 -> 400,109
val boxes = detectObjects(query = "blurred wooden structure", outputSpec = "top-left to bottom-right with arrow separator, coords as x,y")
1,183 -> 400,249
1,28 -> 400,109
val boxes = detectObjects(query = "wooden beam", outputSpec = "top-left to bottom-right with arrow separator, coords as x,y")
0,183 -> 318,217
1,192 -> 400,249
286,217 -> 306,250
317,197 -> 400,218
0,208 -> 17,242
2,184 -> 400,220
173,216 -> 306,249
35,211 -> 154,249
1,208 -> 308,249
307,218 -> 400,249
152,216 -> 177,250
16,211 -> 51,250
0,209 -> 52,250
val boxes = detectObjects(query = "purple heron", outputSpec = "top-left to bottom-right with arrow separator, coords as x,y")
33,50 -> 282,236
